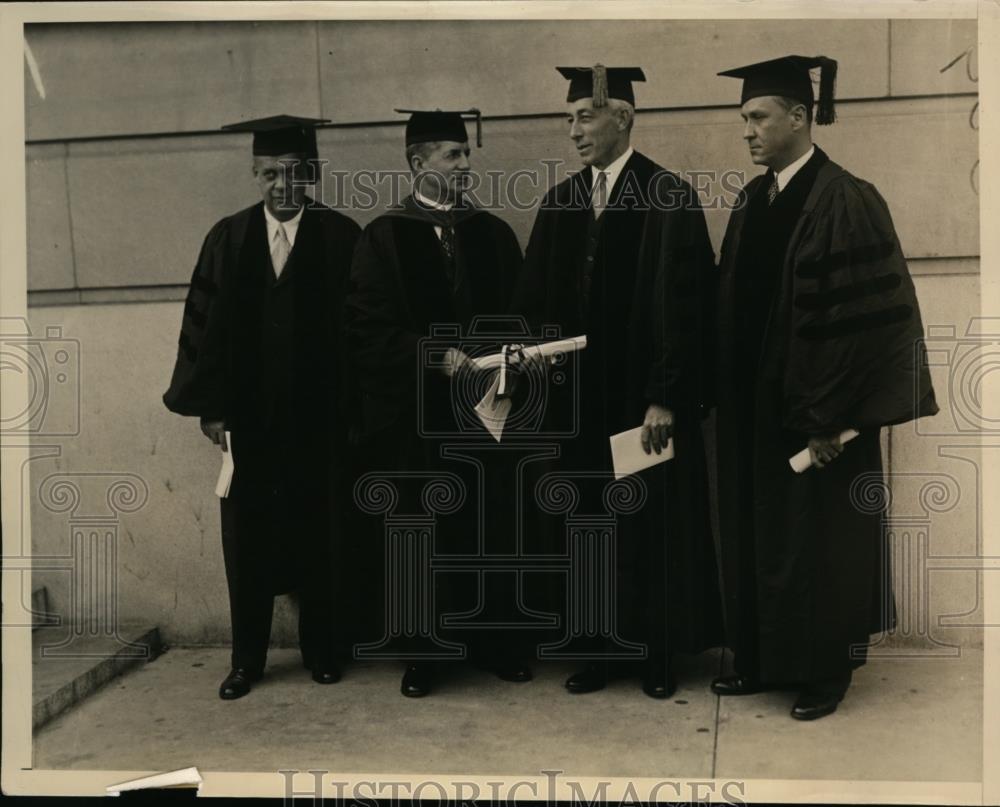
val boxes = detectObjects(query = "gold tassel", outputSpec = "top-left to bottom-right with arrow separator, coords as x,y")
592,64 -> 608,108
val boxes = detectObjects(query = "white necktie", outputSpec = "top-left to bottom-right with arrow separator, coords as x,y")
271,223 -> 291,278
592,170 -> 608,219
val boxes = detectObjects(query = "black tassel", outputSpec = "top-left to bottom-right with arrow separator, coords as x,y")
816,56 -> 838,125
469,108 -> 482,148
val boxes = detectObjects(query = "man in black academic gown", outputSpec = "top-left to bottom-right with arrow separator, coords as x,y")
711,56 -> 938,719
511,65 -> 724,699
343,109 -> 527,697
164,115 -> 361,699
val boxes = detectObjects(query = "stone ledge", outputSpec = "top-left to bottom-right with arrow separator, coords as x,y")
33,622 -> 164,730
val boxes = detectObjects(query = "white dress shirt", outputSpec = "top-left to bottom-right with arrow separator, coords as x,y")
414,190 -> 453,240
591,146 -> 635,197
775,145 -> 815,193
263,204 -> 304,249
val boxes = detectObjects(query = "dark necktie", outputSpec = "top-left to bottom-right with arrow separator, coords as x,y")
767,173 -> 780,205
439,217 -> 458,289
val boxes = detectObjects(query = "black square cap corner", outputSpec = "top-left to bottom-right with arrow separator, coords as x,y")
556,65 -> 646,106
394,108 -> 482,147
717,54 -> 838,124
220,114 -> 330,156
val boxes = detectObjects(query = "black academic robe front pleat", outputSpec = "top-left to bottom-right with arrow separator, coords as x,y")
511,151 -> 724,660
343,199 -> 524,660
715,147 -> 937,683
164,199 -> 361,669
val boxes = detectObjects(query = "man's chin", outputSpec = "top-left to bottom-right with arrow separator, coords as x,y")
268,201 -> 301,217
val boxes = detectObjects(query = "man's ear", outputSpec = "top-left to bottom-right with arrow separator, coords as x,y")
616,106 -> 634,133
790,103 -> 808,131
614,107 -> 627,132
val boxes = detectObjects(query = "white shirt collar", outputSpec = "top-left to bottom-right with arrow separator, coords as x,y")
414,189 -> 454,212
263,204 -> 304,248
591,146 -> 634,195
775,145 -> 815,193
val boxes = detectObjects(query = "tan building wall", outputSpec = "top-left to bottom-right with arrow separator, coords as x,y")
23,19 -> 982,650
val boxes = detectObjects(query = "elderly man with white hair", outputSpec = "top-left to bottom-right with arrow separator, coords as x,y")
511,65 -> 724,699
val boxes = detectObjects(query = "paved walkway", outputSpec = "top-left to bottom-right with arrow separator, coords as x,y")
33,646 -> 982,781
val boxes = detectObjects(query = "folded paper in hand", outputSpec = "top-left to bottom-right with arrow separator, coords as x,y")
473,336 -> 587,442
474,373 -> 513,442
215,431 -> 233,498
610,426 -> 674,479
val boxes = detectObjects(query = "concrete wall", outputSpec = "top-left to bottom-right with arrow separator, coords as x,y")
23,19 -> 982,649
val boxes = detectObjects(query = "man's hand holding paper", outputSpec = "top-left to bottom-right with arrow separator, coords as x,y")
200,417 -> 228,451
493,342 -> 553,400
470,335 -> 587,441
807,433 -> 845,469
640,403 -> 674,455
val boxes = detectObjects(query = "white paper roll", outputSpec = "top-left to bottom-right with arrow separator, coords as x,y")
789,429 -> 860,473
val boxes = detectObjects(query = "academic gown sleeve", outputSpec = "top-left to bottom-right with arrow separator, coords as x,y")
162,217 -> 233,420
637,174 -> 717,414
495,217 -> 525,310
779,175 -> 938,433
486,216 -> 526,339
509,187 -> 560,335
342,219 -> 426,438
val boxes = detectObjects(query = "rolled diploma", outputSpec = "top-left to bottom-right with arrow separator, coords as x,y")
788,428 -> 860,473
215,431 -> 234,498
471,335 -> 587,371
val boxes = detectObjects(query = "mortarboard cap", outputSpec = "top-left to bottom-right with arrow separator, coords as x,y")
556,65 -> 646,107
718,55 -> 838,125
221,114 -> 329,157
395,108 -> 483,148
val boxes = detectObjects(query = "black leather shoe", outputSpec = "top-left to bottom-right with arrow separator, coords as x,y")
790,689 -> 844,721
710,673 -> 767,696
565,663 -> 607,694
495,662 -> 533,683
791,674 -> 850,720
401,664 -> 433,698
311,665 -> 342,685
218,668 -> 261,700
642,659 -> 677,699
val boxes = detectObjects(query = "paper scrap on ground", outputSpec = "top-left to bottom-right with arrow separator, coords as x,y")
610,426 -> 674,479
789,428 -> 860,473
107,766 -> 202,794
473,336 -> 587,441
215,432 -> 233,497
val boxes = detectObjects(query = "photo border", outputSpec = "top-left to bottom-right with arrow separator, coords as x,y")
1,0 -> 994,802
